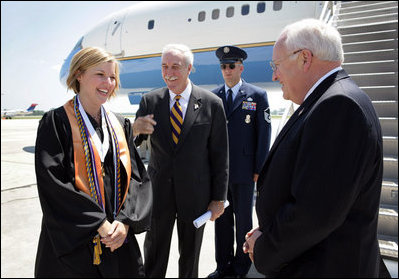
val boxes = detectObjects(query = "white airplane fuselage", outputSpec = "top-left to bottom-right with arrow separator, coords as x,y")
1,103 -> 38,119
60,1 -> 325,112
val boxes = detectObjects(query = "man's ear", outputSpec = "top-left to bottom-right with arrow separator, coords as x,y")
301,49 -> 313,72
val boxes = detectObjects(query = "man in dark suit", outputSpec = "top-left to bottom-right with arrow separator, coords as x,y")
208,46 -> 271,278
243,19 -> 383,277
133,44 -> 228,278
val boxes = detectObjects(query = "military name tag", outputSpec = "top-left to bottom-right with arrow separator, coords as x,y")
242,101 -> 256,111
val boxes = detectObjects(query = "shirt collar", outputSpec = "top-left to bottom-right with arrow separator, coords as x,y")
303,66 -> 342,102
169,81 -> 192,102
225,79 -> 242,95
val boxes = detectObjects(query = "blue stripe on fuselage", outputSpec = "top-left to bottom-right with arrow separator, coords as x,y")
119,45 -> 274,90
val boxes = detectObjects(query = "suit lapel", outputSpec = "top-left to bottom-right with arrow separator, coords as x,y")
229,89 -> 246,117
159,88 -> 175,150
175,85 -> 202,151
216,83 -> 249,118
266,69 -> 346,165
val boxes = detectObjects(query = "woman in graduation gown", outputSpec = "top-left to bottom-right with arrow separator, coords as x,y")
34,47 -> 152,277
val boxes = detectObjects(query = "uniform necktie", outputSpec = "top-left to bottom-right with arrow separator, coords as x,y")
171,95 -> 183,145
227,88 -> 233,113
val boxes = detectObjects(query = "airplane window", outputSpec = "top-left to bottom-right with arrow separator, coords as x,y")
148,20 -> 154,30
273,1 -> 282,11
257,2 -> 266,13
198,11 -> 206,22
226,6 -> 234,18
241,4 -> 250,16
212,9 -> 220,20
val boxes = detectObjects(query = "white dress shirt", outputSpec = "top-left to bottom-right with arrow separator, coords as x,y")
224,79 -> 243,102
303,66 -> 342,102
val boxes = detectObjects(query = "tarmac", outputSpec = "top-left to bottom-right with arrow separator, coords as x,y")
0,118 -> 264,278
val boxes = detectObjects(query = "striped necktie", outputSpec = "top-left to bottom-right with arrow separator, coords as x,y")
171,95 -> 183,145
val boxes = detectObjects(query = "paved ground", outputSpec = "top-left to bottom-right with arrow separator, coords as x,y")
2,118 -> 397,278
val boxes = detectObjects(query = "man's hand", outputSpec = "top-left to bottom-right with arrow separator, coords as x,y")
133,114 -> 157,137
243,227 -> 262,262
207,200 -> 225,221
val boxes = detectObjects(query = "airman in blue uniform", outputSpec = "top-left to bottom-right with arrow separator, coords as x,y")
208,46 -> 271,278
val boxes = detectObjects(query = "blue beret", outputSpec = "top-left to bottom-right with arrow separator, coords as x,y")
216,45 -> 247,63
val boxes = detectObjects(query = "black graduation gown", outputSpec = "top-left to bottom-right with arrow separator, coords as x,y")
34,106 -> 152,278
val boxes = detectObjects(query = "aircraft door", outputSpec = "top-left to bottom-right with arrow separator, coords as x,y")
105,14 -> 126,57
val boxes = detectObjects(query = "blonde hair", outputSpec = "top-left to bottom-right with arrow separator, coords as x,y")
66,47 -> 120,97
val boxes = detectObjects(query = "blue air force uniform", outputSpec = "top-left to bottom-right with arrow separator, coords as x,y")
214,81 -> 270,182
210,46 -> 271,277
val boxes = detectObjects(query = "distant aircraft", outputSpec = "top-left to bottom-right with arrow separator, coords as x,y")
60,1 -> 329,113
1,103 -> 38,119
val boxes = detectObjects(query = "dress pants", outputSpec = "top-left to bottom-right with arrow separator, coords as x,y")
144,186 -> 205,278
214,182 -> 255,275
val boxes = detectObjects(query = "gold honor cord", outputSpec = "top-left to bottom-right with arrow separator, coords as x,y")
73,96 -> 104,265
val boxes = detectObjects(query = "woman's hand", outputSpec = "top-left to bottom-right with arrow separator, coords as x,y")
100,220 -> 129,252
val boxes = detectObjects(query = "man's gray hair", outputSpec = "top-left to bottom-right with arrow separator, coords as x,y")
280,18 -> 344,62
162,44 -> 194,67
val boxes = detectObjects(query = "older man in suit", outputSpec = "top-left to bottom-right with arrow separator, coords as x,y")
243,19 -> 383,277
133,44 -> 229,278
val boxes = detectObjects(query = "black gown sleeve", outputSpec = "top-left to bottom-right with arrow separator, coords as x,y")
114,115 -> 152,234
35,107 -> 107,257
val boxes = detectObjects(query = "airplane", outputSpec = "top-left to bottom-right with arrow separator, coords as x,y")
1,103 -> 38,119
59,1 -> 331,113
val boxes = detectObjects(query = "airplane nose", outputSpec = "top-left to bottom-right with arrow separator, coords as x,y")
60,37 -> 83,86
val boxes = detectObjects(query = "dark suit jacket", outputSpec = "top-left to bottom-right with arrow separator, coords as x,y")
213,81 -> 271,183
135,83 -> 229,221
254,70 -> 383,277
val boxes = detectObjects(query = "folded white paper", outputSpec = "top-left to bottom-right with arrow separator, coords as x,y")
193,200 -> 230,228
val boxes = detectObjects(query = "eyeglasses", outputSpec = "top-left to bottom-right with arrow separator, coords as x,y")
269,49 -> 304,72
220,63 -> 241,70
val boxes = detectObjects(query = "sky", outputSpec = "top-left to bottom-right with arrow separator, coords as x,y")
1,1 -> 140,111
1,1 -> 288,113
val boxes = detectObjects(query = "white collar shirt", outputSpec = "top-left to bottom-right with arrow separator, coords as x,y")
303,66 -> 342,102
224,79 -> 243,102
